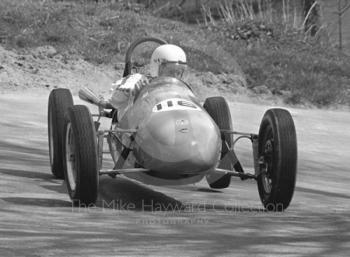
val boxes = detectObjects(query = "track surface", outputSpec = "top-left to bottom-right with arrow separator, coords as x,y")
0,93 -> 349,257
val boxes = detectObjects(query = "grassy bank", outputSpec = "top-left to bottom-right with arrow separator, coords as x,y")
0,0 -> 349,107
190,0 -> 350,107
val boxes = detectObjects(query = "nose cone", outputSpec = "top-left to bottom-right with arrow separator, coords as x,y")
134,110 -> 221,174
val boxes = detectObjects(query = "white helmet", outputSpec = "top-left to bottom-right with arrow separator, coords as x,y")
150,44 -> 187,79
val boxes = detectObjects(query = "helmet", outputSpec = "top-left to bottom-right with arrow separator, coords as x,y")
150,44 -> 187,79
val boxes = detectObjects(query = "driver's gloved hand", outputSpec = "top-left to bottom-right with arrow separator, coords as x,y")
112,73 -> 148,96
109,73 -> 148,117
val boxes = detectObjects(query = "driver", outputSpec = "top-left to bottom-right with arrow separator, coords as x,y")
109,44 -> 187,119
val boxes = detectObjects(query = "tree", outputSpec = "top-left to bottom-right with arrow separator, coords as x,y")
336,0 -> 350,50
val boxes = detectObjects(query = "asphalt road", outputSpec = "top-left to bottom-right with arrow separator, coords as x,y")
0,93 -> 349,257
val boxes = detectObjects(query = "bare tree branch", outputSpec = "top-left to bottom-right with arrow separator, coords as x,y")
340,2 -> 350,15
302,1 -> 318,29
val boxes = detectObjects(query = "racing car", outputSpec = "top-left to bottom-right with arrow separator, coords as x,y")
48,37 -> 297,211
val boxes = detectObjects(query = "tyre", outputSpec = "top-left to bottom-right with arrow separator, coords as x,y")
203,96 -> 233,189
257,108 -> 297,211
48,88 -> 73,179
63,105 -> 98,205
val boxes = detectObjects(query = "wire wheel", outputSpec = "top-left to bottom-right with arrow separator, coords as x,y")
63,105 -> 98,206
65,123 -> 77,192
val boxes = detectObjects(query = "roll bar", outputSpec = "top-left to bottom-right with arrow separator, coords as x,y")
122,37 -> 167,77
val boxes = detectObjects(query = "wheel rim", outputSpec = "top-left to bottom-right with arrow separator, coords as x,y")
261,128 -> 274,195
65,123 -> 77,191
48,108 -> 54,166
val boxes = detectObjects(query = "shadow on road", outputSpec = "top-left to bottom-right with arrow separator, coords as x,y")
96,176 -> 266,213
97,176 -> 183,211
1,197 -> 72,207
0,167 -> 266,213
195,187 -> 223,193
0,168 -> 54,180
296,186 -> 350,199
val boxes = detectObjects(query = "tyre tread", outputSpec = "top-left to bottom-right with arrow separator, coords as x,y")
258,108 -> 297,211
64,105 -> 98,205
48,88 -> 73,178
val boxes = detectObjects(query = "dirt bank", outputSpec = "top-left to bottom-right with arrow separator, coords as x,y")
0,45 -> 117,95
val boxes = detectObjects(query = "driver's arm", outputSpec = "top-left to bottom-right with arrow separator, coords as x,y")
109,73 -> 148,109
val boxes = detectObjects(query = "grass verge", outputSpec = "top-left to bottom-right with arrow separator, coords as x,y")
197,0 -> 350,107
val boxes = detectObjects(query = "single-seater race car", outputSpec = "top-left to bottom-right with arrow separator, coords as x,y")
48,37 -> 297,211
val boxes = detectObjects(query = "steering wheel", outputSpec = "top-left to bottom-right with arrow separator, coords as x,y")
123,37 -> 168,77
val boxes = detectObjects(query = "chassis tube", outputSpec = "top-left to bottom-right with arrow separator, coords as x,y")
97,131 -> 104,170
252,135 -> 260,177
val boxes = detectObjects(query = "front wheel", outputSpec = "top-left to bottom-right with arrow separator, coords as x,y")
203,96 -> 233,189
63,105 -> 98,205
257,108 -> 297,211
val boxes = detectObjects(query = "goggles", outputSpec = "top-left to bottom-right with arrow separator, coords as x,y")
158,61 -> 187,79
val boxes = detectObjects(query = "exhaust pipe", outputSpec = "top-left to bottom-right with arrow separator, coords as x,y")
78,87 -> 113,109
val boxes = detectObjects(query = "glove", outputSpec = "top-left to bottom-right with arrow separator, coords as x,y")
109,73 -> 148,110
112,73 -> 148,96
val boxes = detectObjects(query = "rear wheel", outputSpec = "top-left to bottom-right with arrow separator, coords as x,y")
48,88 -> 73,179
63,105 -> 98,205
257,108 -> 297,211
203,96 -> 233,189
